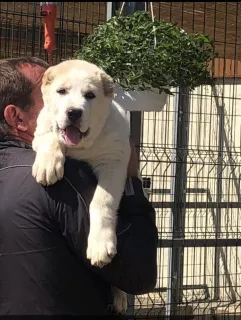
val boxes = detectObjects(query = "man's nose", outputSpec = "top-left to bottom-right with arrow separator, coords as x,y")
67,108 -> 83,122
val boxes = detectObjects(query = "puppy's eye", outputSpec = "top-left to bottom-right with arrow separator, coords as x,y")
57,88 -> 67,95
84,91 -> 96,100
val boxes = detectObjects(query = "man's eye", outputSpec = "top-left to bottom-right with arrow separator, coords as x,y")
57,88 -> 67,95
84,91 -> 96,100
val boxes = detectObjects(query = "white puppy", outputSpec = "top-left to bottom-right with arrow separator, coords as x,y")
32,60 -> 131,313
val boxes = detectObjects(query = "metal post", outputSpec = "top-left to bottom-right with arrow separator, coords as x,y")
214,93 -> 224,300
166,88 -> 179,317
31,2 -> 37,56
107,1 -> 144,164
126,2 -> 145,165
125,3 -> 145,313
111,2 -> 121,17
107,1 -> 145,315
170,87 -> 190,315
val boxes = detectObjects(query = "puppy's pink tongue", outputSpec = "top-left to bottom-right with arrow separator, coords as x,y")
63,125 -> 81,146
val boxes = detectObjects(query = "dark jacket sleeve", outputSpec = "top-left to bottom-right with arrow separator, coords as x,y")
50,160 -> 158,296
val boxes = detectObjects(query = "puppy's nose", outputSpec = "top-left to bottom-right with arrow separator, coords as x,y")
67,108 -> 83,122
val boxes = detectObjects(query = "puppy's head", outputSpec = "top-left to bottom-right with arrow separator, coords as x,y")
42,59 -> 114,148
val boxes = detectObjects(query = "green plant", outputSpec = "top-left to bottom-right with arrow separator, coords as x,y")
75,10 -> 217,94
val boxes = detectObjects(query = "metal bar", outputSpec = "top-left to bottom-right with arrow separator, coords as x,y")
151,188 -> 208,194
166,88 -> 179,317
125,2 -> 145,313
130,112 -> 142,165
31,2 -> 37,56
214,101 -> 224,300
128,9 -> 144,164
158,238 -> 241,248
109,2 -> 145,315
125,2 -> 145,165
170,87 -> 190,314
111,2 -> 120,16
152,202 -> 241,209
155,284 -> 209,291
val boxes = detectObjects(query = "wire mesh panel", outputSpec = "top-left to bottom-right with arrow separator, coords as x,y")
1,1 -> 241,319
137,2 -> 241,318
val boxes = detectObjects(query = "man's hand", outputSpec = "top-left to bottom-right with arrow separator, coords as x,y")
127,140 -> 139,177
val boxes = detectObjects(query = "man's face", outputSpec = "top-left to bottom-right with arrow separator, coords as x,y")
19,64 -> 47,138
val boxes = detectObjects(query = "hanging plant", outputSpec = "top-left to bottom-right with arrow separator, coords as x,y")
75,10 -> 217,96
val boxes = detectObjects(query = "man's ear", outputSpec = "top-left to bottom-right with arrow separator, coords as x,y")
42,66 -> 55,87
101,72 -> 115,97
4,105 -> 28,132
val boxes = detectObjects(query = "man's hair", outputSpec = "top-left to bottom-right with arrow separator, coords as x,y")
0,56 -> 49,140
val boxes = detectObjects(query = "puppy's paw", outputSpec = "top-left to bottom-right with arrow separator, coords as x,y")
112,287 -> 128,314
32,148 -> 65,186
87,228 -> 117,268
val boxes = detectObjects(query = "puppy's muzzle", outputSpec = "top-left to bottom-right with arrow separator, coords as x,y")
67,108 -> 83,123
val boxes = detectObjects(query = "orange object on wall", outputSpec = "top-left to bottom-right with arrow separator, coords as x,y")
40,2 -> 58,64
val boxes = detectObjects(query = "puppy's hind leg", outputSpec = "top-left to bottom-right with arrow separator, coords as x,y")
112,286 -> 128,314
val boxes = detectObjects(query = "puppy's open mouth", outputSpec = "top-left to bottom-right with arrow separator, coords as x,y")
60,125 -> 89,146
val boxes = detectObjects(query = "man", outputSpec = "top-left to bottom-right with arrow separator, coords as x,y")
0,57 -> 158,315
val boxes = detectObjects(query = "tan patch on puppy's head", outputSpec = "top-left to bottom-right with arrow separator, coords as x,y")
42,66 -> 55,87
101,72 -> 114,97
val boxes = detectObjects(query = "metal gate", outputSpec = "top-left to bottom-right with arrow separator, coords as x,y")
1,2 -> 241,318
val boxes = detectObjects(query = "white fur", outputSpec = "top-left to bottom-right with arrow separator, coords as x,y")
32,60 -> 130,313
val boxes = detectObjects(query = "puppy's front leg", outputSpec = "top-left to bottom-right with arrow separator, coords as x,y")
32,108 -> 66,186
32,131 -> 66,186
86,160 -> 128,268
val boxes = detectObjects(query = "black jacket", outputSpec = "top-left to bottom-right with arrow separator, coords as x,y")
0,140 -> 158,315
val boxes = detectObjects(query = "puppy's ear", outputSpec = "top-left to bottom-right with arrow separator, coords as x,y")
101,72 -> 114,97
42,66 -> 55,86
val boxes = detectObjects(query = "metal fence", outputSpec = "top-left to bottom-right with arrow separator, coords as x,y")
1,2 -> 241,318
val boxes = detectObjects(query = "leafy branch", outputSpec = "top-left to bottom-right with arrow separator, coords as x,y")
75,10 -> 217,94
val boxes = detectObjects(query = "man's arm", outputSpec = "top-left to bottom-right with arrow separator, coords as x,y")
49,143 -> 158,295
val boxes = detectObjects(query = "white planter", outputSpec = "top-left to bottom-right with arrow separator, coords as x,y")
113,85 -> 169,112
